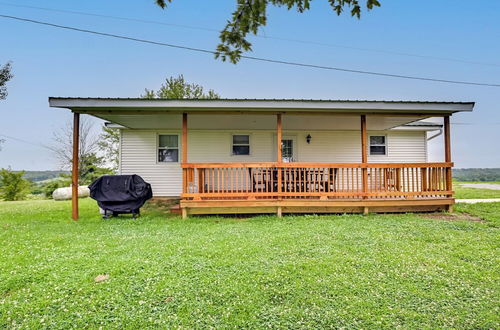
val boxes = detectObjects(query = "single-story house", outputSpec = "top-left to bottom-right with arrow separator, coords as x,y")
49,98 -> 474,219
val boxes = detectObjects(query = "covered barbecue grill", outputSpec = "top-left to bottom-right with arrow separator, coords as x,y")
89,175 -> 152,218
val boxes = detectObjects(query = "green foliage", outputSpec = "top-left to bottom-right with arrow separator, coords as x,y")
79,154 -> 113,184
142,75 -> 220,99
0,61 -> 13,100
37,178 -> 72,198
97,126 -> 120,172
22,170 -> 68,182
0,199 -> 498,327
57,154 -> 113,185
453,168 -> 500,182
0,168 -> 30,201
156,0 -> 380,63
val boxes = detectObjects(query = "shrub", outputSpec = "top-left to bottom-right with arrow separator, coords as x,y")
0,168 -> 31,201
41,179 -> 71,198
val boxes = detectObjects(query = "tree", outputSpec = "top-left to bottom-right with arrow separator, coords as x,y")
97,126 -> 120,172
0,168 -> 30,201
155,0 -> 380,63
52,118 -> 111,184
88,75 -> 219,175
142,75 -> 220,99
0,62 -> 13,100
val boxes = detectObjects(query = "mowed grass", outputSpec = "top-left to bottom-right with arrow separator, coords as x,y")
0,199 -> 499,328
454,182 -> 500,199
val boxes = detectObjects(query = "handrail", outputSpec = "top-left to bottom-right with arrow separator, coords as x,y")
182,162 -> 453,169
181,162 -> 453,200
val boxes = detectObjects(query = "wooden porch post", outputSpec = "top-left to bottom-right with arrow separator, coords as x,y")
444,115 -> 453,211
71,112 -> 80,221
181,113 -> 188,219
182,113 -> 188,163
277,113 -> 282,161
360,115 -> 368,205
277,113 -> 282,217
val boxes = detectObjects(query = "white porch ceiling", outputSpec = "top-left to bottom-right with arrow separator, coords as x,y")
94,113 -> 428,131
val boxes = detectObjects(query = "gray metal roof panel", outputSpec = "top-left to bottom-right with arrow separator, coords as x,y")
49,97 -> 475,104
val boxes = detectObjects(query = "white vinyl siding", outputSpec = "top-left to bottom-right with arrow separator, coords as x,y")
120,130 -> 182,196
188,131 -> 274,162
120,129 -> 427,196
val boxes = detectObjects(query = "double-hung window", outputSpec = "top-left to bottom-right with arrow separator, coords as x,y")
369,135 -> 387,155
158,134 -> 179,162
232,135 -> 250,155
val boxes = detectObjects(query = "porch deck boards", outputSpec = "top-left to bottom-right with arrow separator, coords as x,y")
180,198 -> 454,216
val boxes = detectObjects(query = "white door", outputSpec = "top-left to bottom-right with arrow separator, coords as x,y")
281,136 -> 297,162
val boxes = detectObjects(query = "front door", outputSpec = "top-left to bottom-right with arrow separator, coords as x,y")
281,136 -> 297,162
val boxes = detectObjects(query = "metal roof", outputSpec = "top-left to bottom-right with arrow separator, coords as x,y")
49,97 -> 474,104
49,97 -> 475,115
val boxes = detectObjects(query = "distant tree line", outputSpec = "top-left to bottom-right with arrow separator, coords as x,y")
453,168 -> 500,182
22,171 -> 68,182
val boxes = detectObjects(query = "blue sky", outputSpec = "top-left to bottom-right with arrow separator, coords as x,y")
0,0 -> 499,170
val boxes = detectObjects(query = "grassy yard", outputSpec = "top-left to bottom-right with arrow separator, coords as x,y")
454,182 -> 500,199
0,199 -> 498,328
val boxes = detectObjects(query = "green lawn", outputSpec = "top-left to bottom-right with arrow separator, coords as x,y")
0,199 -> 498,328
454,182 -> 500,199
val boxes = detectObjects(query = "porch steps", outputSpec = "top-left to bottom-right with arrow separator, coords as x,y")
170,204 -> 182,215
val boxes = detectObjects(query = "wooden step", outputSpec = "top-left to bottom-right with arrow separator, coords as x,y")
169,204 -> 182,215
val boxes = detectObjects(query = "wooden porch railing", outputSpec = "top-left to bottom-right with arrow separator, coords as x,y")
181,162 -> 453,200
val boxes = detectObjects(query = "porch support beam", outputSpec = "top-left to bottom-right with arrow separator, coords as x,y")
182,113 -> 188,163
277,113 -> 282,162
71,112 -> 80,221
444,115 -> 451,163
361,115 -> 368,200
181,113 -> 189,219
277,114 -> 283,206
444,115 -> 453,210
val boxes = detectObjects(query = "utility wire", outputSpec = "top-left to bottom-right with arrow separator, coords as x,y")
1,1 -> 498,68
0,133 -> 55,151
1,14 -> 499,88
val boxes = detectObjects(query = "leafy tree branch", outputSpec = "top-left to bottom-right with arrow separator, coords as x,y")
155,0 -> 380,63
0,62 -> 13,100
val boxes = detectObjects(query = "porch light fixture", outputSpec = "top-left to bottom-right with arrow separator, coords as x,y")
306,134 -> 312,144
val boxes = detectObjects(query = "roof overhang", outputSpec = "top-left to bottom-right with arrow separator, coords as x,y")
49,98 -> 474,115
49,98 -> 473,130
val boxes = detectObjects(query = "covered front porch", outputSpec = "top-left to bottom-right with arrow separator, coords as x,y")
179,112 -> 453,218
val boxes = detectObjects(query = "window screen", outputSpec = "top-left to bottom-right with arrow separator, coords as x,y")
158,134 -> 179,162
369,136 -> 386,155
232,135 -> 250,155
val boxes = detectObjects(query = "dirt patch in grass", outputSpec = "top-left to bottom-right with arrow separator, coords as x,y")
146,198 -> 179,212
421,212 -> 484,223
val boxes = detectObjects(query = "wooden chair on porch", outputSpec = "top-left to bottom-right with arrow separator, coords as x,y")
248,168 -> 276,193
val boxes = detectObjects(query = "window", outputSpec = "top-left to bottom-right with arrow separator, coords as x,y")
369,135 -> 386,155
158,134 -> 179,162
232,135 -> 250,155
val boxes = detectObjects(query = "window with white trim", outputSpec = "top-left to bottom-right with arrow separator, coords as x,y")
369,135 -> 386,155
158,134 -> 179,162
232,135 -> 250,155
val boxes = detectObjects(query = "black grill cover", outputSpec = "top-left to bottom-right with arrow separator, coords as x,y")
89,175 -> 153,213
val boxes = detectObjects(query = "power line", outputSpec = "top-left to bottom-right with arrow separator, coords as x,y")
1,1 -> 498,68
0,2 -> 218,33
1,14 -> 499,88
0,133 -> 55,151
